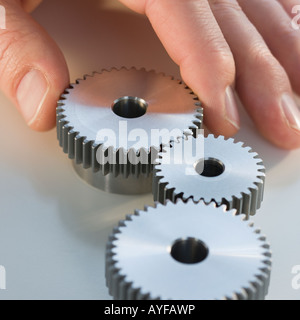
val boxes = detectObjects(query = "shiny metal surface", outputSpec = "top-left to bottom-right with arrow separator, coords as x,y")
106,201 -> 272,300
57,67 -> 203,164
72,161 -> 152,195
153,135 -> 265,216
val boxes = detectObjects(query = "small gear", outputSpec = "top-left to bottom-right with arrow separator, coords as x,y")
153,134 -> 265,216
106,200 -> 272,300
56,67 -> 203,193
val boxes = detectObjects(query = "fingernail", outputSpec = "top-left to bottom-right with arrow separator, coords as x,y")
17,69 -> 49,125
281,93 -> 300,133
225,86 -> 240,130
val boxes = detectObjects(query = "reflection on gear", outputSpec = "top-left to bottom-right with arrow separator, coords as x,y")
106,200 -> 272,300
153,135 -> 265,216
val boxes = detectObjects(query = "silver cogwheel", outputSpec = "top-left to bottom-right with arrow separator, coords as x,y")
153,134 -> 265,216
106,200 -> 272,300
56,67 -> 203,176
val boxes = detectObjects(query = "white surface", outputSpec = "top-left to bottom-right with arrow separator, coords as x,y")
0,0 -> 299,300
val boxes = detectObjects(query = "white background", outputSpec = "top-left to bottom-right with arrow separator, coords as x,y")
0,0 -> 299,300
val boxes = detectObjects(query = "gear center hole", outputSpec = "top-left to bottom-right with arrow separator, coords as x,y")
112,96 -> 148,119
171,237 -> 209,264
194,158 -> 225,177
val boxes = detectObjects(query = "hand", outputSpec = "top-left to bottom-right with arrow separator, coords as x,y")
1,0 -> 300,149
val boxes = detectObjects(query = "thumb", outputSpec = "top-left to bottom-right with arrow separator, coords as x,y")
0,0 -> 69,131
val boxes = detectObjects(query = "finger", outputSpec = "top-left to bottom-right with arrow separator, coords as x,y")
277,0 -> 300,18
237,0 -> 300,95
20,0 -> 43,13
209,0 -> 300,149
119,0 -> 240,137
0,0 -> 69,131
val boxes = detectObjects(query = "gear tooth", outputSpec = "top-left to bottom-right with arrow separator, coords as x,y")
250,279 -> 264,300
74,135 -> 85,165
250,151 -> 259,159
152,168 -> 163,201
62,124 -> 70,153
235,141 -> 244,148
254,227 -> 262,235
254,274 -> 268,299
127,286 -> 141,300
241,191 -> 251,218
249,186 -> 258,216
123,215 -> 132,223
82,140 -> 93,168
67,130 -> 77,159
158,181 -> 169,204
109,66 -> 119,72
207,133 -> 215,140
219,197 -> 233,212
248,221 -> 255,229
239,213 -> 248,221
117,147 -> 127,167
183,129 -> 193,138
57,118 -> 67,146
62,87 -> 73,95
230,195 -> 243,215
91,143 -> 100,172
116,279 -> 129,300
62,124 -> 71,151
207,201 -> 217,209
173,191 -> 185,203
243,284 -> 256,300
234,291 -> 248,300
111,272 -> 124,300
100,68 -> 110,74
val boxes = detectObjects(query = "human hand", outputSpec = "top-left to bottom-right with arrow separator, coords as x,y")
2,0 -> 300,149
0,0 -> 69,131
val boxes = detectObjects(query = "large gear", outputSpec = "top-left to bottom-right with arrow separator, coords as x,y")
57,67 -> 203,174
153,134 -> 265,216
56,67 -> 202,193
106,200 -> 272,300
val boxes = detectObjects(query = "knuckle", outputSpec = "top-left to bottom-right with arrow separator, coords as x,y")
209,48 -> 236,81
209,0 -> 242,14
250,44 -> 278,69
249,43 -> 287,80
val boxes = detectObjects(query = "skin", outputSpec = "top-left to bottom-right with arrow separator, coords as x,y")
1,0 -> 300,149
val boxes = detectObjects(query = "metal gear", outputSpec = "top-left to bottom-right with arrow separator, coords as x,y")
56,67 -> 203,193
106,200 -> 272,300
153,134 -> 265,216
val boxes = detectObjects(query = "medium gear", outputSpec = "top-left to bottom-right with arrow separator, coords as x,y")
56,67 -> 202,193
106,200 -> 272,300
153,134 -> 265,216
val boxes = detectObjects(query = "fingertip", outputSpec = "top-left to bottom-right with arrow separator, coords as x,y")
202,101 -> 240,138
249,94 -> 300,150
